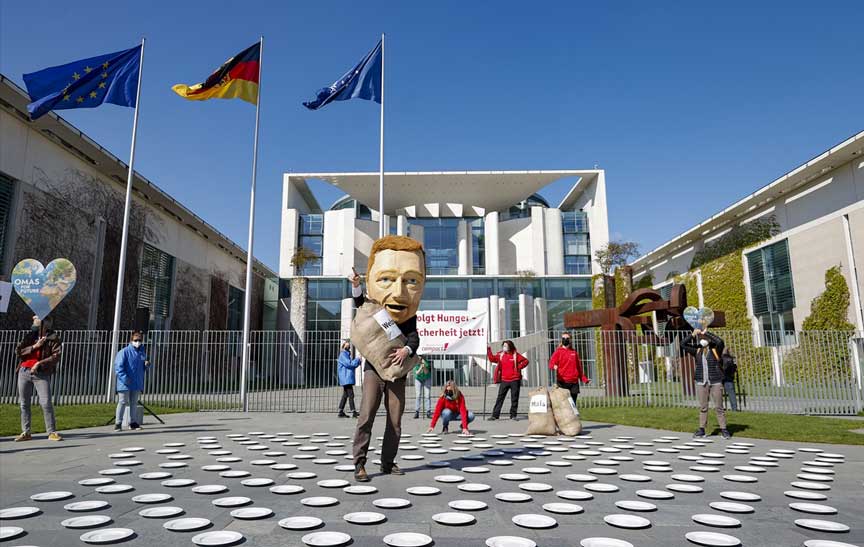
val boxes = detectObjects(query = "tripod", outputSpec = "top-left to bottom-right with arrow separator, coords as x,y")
104,400 -> 165,426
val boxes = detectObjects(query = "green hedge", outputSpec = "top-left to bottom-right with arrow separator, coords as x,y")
690,216 -> 779,269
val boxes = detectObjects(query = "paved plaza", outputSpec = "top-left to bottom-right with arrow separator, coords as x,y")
1,411 -> 862,547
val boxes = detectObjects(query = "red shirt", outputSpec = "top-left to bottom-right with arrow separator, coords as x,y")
21,348 -> 40,369
487,347 -> 529,382
549,346 -> 587,383
430,394 -> 470,429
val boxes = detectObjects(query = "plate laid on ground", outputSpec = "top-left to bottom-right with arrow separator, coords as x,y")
604,514 -> 651,529
220,471 -> 250,479
230,507 -> 273,519
501,473 -> 531,481
383,532 -> 432,546
164,517 -> 211,531
162,479 -> 196,488
343,511 -> 386,525
270,485 -> 305,495
139,472 -> 172,480
79,478 -> 115,486
459,483 -> 492,492
406,486 -> 440,496
30,490 -> 73,501
241,478 -> 274,487
138,506 -> 183,518
99,468 -> 130,475
667,484 -> 703,493
343,485 -> 377,494
543,502 -> 583,514
723,475 -> 757,483
495,492 -> 532,503
789,503 -> 837,515
287,472 -> 317,480
64,500 -> 109,512
374,498 -> 411,509
636,489 -> 674,500
213,497 -> 251,508
519,482 -> 553,492
579,538 -> 633,547
512,513 -> 557,529
802,541 -> 861,547
301,496 -> 339,507
0,506 -> 40,519
709,502 -> 753,514
790,481 -> 831,491
486,537 -> 537,547
191,530 -> 244,546
585,483 -> 619,493
692,514 -> 741,527
79,528 -> 135,544
61,515 -> 112,528
684,531 -> 741,546
557,490 -> 593,500
794,519 -> 850,533
785,490 -> 828,501
720,491 -> 761,502
619,474 -> 651,482
192,485 -> 228,495
614,500 -> 656,512
279,516 -> 323,530
449,499 -> 488,511
95,484 -> 133,494
132,493 -> 172,504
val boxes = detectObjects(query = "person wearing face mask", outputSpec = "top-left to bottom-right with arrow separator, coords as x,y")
113,331 -> 151,432
487,340 -> 529,421
549,332 -> 589,407
426,380 -> 474,435
15,316 -> 63,442
337,340 -> 361,418
682,328 -> 730,439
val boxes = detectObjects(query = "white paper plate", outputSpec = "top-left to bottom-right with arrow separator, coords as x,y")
382,532 -> 432,546
287,472 -> 317,480
667,484 -> 704,493
580,538 -> 633,547
614,500 -> 656,512
585,483 -> 619,493
0,506 -> 40,519
448,499 -> 487,511
64,500 -> 109,512
458,483 -> 491,492
733,466 -> 765,473
789,502 -> 837,515
802,541 -> 860,547
240,478 -> 274,487
719,491 -> 761,502
219,471 -> 250,478
545,460 -> 572,467
556,490 -> 594,500
566,473 -> 597,482
593,459 -> 620,466
62,515 -> 112,528
684,531 -> 741,546
332,464 -> 354,472
218,458 -> 243,464
801,467 -> 834,475
785,490 -> 828,501
139,472 -> 172,480
697,459 -> 724,466
159,462 -> 187,469
636,489 -> 674,500
522,467 -> 551,474
432,512 -> 475,525
317,479 -> 349,488
138,506 -> 183,518
518,482 -> 552,492
230,507 -> 272,519
191,530 -> 243,546
162,479 -> 196,488
543,502 -> 583,514
495,492 -> 532,502
589,468 -> 618,476
279,516 -> 323,530
156,449 -> 180,454
79,478 -> 115,486
270,484 -> 305,495
692,513 -> 741,527
435,474 -> 465,483
791,481 -> 831,491
794,519 -> 850,532
164,517 -> 211,531
301,496 -> 339,507
212,496 -> 251,507
202,465 -> 230,472
604,514 -> 650,529
132,493 -> 172,504
672,474 -> 705,483
0,527 -> 24,540
95,484 -> 133,494
512,513 -> 557,529
108,452 -> 134,459
166,454 -> 193,460
722,475 -> 757,483
114,460 -> 142,467
501,473 -> 531,481
405,486 -> 440,496
250,459 -> 276,466
343,485 -> 377,494
487,536 -> 537,547
192,485 -> 228,494
373,497 -> 411,509
30,490 -> 73,501
709,501 -> 754,514
79,528 -> 135,544
463,466 -> 490,473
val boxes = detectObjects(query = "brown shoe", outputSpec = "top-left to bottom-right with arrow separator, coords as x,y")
14,432 -> 32,442
354,464 -> 370,482
381,463 -> 404,476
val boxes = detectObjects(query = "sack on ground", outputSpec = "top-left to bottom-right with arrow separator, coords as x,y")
526,386 -> 557,435
350,299 -> 418,382
549,386 -> 582,436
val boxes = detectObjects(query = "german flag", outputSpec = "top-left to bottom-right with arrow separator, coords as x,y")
172,42 -> 260,104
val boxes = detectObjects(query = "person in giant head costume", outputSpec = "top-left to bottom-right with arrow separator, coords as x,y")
349,235 -> 425,482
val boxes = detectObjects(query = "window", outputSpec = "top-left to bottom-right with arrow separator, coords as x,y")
470,279 -> 495,298
747,239 -> 796,342
471,218 -> 485,274
227,285 -> 244,331
562,211 -> 591,275
298,214 -> 323,276
0,173 -> 14,271
137,244 -> 175,330
544,278 -> 591,299
406,218 -> 461,275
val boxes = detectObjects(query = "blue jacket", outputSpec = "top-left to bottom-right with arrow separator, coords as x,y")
337,350 -> 361,386
115,344 -> 149,392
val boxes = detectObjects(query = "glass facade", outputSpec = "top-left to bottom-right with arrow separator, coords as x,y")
137,244 -> 175,330
746,239 -> 796,345
227,285 -> 244,331
562,211 -> 592,275
471,218 -> 485,274
298,214 -> 323,276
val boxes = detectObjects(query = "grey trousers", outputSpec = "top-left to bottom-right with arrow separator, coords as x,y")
116,390 -> 140,426
353,370 -> 406,467
696,382 -> 727,429
18,367 -> 56,434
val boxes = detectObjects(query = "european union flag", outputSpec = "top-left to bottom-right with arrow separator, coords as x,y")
23,45 -> 142,120
303,40 -> 382,110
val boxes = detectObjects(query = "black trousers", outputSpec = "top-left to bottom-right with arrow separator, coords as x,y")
338,385 -> 356,412
557,380 -> 580,406
492,380 -> 521,418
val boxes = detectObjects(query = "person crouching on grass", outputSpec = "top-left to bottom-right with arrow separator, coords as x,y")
426,380 -> 474,435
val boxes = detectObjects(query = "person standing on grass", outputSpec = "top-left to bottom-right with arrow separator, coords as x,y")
683,328 -> 731,439
426,380 -> 474,435
337,340 -> 361,418
549,331 -> 590,406
15,316 -> 63,442
487,340 -> 529,421
114,331 -> 150,432
413,356 -> 432,420
721,347 -> 739,412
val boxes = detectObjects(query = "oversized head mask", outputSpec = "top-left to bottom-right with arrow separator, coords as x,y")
366,235 -> 426,324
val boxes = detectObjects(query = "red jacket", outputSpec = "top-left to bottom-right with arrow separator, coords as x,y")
430,394 -> 470,429
549,346 -> 588,383
488,347 -> 529,383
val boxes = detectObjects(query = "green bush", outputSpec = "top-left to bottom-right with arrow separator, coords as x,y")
802,266 -> 856,332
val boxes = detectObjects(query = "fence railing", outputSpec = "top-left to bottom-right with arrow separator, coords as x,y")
2,328 -> 862,415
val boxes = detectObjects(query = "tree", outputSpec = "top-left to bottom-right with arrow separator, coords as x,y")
594,241 -> 640,275
290,246 -> 319,275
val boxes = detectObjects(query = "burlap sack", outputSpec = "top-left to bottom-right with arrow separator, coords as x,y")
350,299 -> 418,382
550,386 -> 582,436
526,386 -> 557,436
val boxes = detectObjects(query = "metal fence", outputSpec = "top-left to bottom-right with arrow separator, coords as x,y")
2,328 -> 862,415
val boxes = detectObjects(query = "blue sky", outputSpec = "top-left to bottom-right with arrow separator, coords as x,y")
2,1 -> 862,271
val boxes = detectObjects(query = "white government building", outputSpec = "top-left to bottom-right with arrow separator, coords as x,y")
277,171 -> 609,351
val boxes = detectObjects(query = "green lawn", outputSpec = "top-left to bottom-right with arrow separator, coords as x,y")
0,404 -> 197,437
580,406 -> 864,445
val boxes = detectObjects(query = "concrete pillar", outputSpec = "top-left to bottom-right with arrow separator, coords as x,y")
545,209 -> 564,275
489,295 -> 501,343
498,297 -> 508,339
484,211 -> 500,275
696,270 -> 705,307
518,294 -> 534,381
397,215 -> 407,236
279,209 -> 299,278
530,207 -> 546,276
457,220 -> 469,275
534,297 -> 550,384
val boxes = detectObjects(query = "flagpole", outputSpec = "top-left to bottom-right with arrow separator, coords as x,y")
106,38 -> 146,403
240,36 -> 264,412
378,33 -> 385,238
